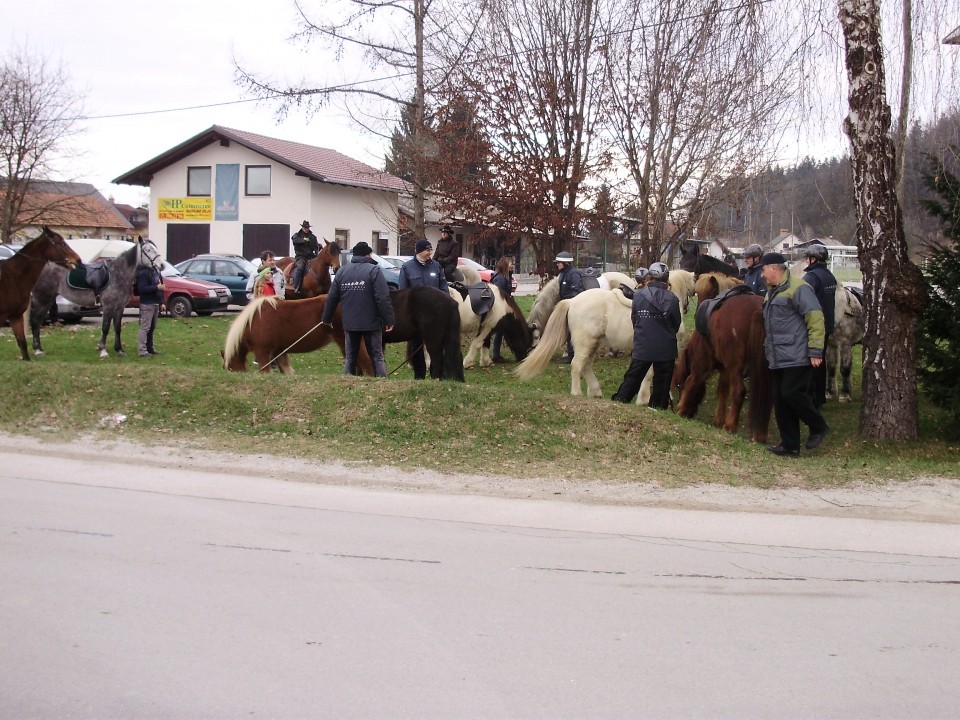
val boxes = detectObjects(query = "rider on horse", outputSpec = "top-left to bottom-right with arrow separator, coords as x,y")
291,220 -> 319,293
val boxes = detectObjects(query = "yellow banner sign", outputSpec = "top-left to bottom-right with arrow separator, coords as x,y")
158,197 -> 213,221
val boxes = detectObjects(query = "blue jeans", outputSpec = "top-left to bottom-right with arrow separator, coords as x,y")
345,330 -> 387,377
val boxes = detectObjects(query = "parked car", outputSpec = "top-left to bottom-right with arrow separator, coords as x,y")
457,257 -> 518,292
381,255 -> 412,269
129,261 -> 232,318
340,251 -> 401,290
174,254 -> 256,305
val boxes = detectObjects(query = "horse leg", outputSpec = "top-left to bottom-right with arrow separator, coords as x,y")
29,302 -> 48,356
113,312 -> 126,356
479,335 -> 493,368
839,342 -> 854,402
10,316 -> 31,361
463,336 -> 483,369
637,367 -> 653,405
676,375 -> 708,418
98,315 -> 111,358
722,370 -> 747,433
825,341 -> 839,401
712,374 -> 730,428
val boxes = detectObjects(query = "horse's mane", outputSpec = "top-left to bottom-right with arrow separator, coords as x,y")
223,296 -> 279,367
695,272 -> 743,303
528,276 -> 559,329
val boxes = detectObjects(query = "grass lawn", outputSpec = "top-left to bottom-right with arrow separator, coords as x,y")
2,297 -> 957,489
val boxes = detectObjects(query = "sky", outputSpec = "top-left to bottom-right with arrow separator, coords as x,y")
2,0 -> 391,207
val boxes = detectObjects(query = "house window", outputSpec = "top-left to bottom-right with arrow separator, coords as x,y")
245,166 -> 271,196
335,229 -> 349,247
187,166 -> 211,196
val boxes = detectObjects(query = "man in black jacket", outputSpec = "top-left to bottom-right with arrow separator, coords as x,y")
802,244 -> 837,408
611,262 -> 682,408
321,241 -> 395,377
291,220 -> 319,293
399,238 -> 448,379
433,225 -> 462,282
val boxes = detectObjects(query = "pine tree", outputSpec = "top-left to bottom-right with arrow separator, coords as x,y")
918,154 -> 960,431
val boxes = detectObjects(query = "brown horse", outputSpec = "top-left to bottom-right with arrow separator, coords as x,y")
694,272 -> 744,305
276,241 -> 341,298
0,227 -> 81,361
222,294 -> 372,374
673,293 -> 772,442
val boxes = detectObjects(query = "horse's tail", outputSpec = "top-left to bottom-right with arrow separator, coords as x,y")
442,302 -> 465,382
223,297 -> 276,370
673,331 -> 712,418
747,309 -> 773,438
514,299 -> 570,381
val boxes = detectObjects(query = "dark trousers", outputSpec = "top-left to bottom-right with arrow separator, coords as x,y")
292,256 -> 309,290
407,340 -> 427,379
772,365 -> 829,451
811,332 -> 831,408
345,330 -> 387,377
613,359 -> 675,409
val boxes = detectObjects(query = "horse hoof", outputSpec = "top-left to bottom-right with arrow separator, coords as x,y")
117,350 -> 126,357
99,349 -> 109,359
34,350 -> 44,357
839,395 -> 852,403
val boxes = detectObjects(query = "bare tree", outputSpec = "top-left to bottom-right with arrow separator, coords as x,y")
0,47 -> 84,242
839,0 -> 928,440
234,0 -> 480,239
600,0 -> 798,266
437,0 -> 608,275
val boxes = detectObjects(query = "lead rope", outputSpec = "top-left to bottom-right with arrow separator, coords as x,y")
258,320 -> 325,372
387,342 -> 424,377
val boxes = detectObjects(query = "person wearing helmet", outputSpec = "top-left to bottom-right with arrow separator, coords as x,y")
634,267 -> 648,285
554,251 -> 585,363
802,243 -> 837,408
611,261 -> 682,409
741,243 -> 766,297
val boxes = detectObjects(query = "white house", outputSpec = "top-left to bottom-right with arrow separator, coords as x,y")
113,125 -> 408,264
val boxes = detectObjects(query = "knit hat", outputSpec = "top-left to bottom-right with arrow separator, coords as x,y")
759,252 -> 786,266
352,241 -> 373,256
415,238 -> 432,253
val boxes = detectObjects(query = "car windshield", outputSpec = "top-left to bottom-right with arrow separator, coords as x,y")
160,261 -> 182,278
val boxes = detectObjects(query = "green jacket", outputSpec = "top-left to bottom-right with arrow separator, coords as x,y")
762,269 -> 825,369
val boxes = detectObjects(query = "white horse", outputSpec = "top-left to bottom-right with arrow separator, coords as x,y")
527,271 -> 645,346
828,285 -> 864,402
515,273 -> 693,400
450,283 -> 533,368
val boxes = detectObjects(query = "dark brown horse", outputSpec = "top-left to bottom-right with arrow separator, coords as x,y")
0,227 -> 81,360
679,242 -> 741,278
222,294 -> 372,374
672,293 -> 772,442
276,241 -> 341,298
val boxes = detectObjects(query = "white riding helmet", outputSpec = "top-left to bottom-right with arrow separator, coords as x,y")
647,262 -> 670,281
554,251 -> 574,264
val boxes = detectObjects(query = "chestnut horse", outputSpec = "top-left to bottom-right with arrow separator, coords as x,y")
0,227 -> 81,361
673,292 -> 773,442
276,241 -> 341,298
222,294 -> 372,374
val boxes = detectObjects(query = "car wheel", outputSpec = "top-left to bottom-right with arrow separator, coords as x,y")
167,295 -> 193,318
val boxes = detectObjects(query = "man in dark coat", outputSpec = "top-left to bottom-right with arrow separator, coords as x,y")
433,225 -> 462,282
611,263 -> 682,408
802,243 -> 837,409
291,220 -> 319,292
321,241 -> 395,377
554,251 -> 585,363
741,243 -> 767,297
399,238 -> 448,379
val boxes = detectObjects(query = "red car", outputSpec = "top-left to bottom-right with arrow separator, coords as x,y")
128,261 -> 231,318
458,257 -> 518,292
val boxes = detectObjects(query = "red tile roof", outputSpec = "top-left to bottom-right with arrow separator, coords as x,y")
12,182 -> 132,232
114,125 -> 409,195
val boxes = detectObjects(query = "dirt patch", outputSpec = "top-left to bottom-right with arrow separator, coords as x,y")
4,432 -> 959,524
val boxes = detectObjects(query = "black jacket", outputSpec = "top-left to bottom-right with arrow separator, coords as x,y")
136,266 -> 164,305
630,281 -> 682,362
291,229 -> 319,259
322,256 -> 395,331
399,257 -> 449,292
803,262 -> 837,334
557,266 -> 585,300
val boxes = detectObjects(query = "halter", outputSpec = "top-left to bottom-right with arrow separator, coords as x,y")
136,237 -> 162,269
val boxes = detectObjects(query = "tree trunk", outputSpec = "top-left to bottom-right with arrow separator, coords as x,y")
839,0 -> 927,440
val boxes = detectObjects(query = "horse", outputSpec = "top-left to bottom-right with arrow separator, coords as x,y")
223,294 -> 372,375
672,292 -> 773,443
694,272 -> 744,305
0,227 -> 81,361
679,242 -> 741,278
526,272 -> 641,347
222,287 -> 464,380
277,241 -> 341,298
515,278 -> 690,399
449,283 -> 533,367
828,285 -> 864,402
29,236 -> 160,358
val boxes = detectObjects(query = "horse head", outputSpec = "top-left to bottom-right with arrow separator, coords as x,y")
135,236 -> 163,269
40,227 -> 81,270
324,241 -> 342,271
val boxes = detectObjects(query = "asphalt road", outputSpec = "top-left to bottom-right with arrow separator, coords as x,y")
2,447 -> 959,719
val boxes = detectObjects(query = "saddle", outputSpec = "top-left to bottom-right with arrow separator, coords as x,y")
582,276 -> 601,290
452,281 -> 495,315
618,283 -> 635,300
67,262 -> 110,303
695,284 -> 756,337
